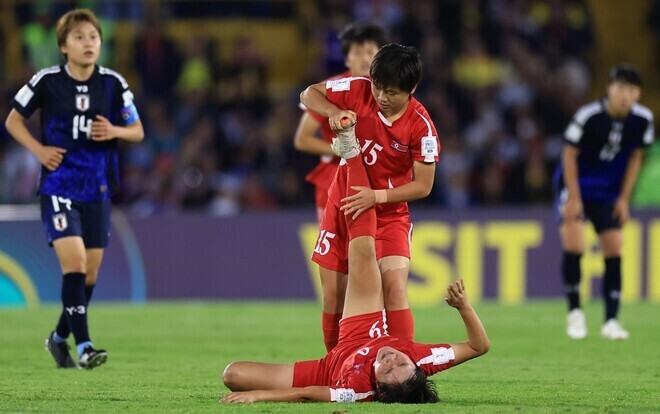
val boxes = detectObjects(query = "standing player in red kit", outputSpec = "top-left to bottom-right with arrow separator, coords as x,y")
295,22 -> 387,223
294,23 -> 386,352
303,43 -> 440,351
220,123 -> 489,404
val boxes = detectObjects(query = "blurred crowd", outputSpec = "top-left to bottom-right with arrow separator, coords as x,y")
0,0 -> 653,213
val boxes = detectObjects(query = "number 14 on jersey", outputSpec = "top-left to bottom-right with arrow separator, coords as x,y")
72,114 -> 92,140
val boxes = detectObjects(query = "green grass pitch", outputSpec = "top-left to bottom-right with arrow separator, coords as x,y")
1,300 -> 659,413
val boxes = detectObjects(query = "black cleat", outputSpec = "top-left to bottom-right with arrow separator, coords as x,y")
45,332 -> 77,368
78,346 -> 108,370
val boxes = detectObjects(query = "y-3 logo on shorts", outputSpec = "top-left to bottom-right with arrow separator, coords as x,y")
65,305 -> 86,315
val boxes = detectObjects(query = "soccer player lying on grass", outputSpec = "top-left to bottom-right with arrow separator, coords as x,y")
220,122 -> 489,404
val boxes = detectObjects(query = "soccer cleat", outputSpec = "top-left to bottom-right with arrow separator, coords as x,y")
566,308 -> 587,340
600,319 -> 629,340
331,124 -> 360,159
78,346 -> 108,369
45,331 -> 77,368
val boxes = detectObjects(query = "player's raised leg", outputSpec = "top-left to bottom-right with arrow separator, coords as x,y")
336,125 -> 382,320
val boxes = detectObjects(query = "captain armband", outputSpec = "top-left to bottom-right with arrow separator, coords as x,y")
119,103 -> 140,125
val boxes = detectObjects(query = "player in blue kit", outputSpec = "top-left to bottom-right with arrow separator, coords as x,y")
5,9 -> 144,368
555,64 -> 654,340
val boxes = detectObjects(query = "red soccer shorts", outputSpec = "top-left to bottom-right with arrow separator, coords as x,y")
311,204 -> 412,274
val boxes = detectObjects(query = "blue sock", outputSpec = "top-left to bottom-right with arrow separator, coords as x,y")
77,341 -> 93,357
52,332 -> 67,344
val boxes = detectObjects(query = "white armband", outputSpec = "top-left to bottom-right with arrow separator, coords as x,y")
330,388 -> 356,403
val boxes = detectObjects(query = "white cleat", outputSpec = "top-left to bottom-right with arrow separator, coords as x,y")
600,319 -> 629,340
331,125 -> 360,159
566,308 -> 587,340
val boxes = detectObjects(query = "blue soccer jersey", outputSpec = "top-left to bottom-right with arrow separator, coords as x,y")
11,64 -> 140,202
555,99 -> 655,202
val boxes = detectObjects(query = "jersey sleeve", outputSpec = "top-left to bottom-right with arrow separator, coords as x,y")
112,74 -> 140,126
324,77 -> 371,113
410,342 -> 456,376
331,375 -> 376,402
409,109 -> 441,163
10,74 -> 45,119
564,103 -> 601,148
641,116 -> 655,148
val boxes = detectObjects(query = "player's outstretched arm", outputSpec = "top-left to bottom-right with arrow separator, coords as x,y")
445,280 -> 490,365
5,109 -> 66,171
220,386 -> 331,403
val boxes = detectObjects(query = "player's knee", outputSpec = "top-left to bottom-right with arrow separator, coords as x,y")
222,363 -> 241,390
322,291 -> 345,314
85,271 -> 99,285
351,239 -> 376,263
383,282 -> 409,309
62,256 -> 86,274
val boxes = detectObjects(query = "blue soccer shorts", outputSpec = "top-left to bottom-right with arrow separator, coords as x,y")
40,195 -> 111,248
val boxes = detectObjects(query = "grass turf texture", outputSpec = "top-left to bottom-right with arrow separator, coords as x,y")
1,301 -> 659,413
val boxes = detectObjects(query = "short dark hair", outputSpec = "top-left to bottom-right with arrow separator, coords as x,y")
338,22 -> 388,57
369,43 -> 422,93
609,64 -> 643,87
376,367 -> 439,404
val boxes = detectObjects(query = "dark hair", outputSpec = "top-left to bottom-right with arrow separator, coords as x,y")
338,22 -> 388,57
376,367 -> 439,404
609,63 -> 643,87
369,43 -> 422,93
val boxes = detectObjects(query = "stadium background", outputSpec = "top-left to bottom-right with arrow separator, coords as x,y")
0,0 -> 657,305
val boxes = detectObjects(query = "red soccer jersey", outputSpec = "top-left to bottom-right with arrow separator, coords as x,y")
326,336 -> 455,402
301,71 -> 349,196
324,77 -> 441,222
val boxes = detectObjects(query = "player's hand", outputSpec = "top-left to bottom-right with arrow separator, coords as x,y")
37,146 -> 67,171
613,197 -> 629,225
340,186 -> 375,219
91,115 -> 117,141
328,110 -> 357,133
445,279 -> 470,310
562,197 -> 584,222
219,391 -> 262,403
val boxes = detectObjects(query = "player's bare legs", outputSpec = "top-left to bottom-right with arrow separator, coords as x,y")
380,256 -> 414,341
53,237 -> 88,274
559,220 -> 586,254
85,248 -> 104,286
342,235 -> 383,319
599,229 -> 622,257
379,257 -> 410,310
223,362 -> 295,391
318,266 -> 348,351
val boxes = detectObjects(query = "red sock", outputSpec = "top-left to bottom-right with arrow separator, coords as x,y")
322,312 -> 342,352
386,308 -> 415,341
345,157 -> 376,239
